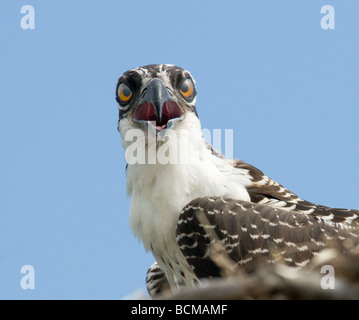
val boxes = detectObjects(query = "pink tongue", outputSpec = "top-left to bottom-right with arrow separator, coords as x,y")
133,101 -> 183,130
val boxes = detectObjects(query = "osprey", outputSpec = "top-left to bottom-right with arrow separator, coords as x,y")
116,64 -> 359,297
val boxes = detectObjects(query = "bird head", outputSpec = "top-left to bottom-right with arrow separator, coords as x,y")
116,64 -> 198,139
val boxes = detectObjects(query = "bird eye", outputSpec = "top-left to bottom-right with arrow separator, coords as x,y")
180,78 -> 194,99
118,83 -> 133,104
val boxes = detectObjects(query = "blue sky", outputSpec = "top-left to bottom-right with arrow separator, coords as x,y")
1,1 -> 358,299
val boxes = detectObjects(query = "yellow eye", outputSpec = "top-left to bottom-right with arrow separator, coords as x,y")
180,78 -> 194,99
118,83 -> 133,104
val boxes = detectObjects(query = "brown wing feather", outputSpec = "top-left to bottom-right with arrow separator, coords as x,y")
234,160 -> 359,226
177,197 -> 359,280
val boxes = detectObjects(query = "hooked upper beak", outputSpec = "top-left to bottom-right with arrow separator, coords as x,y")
133,78 -> 184,130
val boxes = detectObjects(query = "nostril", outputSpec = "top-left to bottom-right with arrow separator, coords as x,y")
141,87 -> 147,98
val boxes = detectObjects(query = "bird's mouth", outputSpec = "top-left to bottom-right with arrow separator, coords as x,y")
133,101 -> 184,131
132,78 -> 184,131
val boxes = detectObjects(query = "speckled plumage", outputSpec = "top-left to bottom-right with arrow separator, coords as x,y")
116,64 -> 359,297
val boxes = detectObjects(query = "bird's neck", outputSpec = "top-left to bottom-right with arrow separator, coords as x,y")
125,114 -> 251,252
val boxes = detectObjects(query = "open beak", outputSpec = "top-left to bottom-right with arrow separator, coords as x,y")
133,78 -> 184,131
